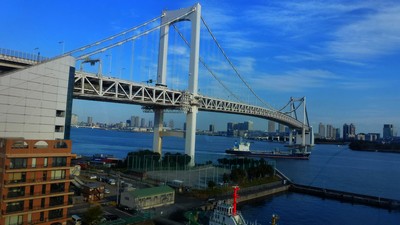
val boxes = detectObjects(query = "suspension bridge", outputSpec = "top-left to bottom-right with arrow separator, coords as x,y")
0,3 -> 313,166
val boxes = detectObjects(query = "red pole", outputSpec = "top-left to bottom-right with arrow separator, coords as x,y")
232,186 -> 239,216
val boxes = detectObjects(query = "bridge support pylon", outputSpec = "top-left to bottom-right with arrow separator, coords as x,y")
153,109 -> 164,155
153,3 -> 201,167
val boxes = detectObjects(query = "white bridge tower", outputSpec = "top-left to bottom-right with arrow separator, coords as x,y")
153,3 -> 201,166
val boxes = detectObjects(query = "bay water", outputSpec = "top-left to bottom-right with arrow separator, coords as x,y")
71,128 -> 400,224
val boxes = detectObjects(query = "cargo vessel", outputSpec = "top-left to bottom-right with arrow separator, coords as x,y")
225,141 -> 310,159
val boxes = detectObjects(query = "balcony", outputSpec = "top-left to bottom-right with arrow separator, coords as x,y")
4,176 -> 73,186
2,202 -> 73,216
48,209 -> 64,221
3,190 -> 74,202
6,204 -> 24,213
49,196 -> 65,207
6,191 -> 25,199
5,164 -> 70,170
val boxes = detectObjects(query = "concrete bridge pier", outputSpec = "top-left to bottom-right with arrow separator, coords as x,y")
152,109 -> 164,155
185,106 -> 198,167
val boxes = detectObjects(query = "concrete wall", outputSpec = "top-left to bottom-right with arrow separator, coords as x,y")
0,56 -> 75,140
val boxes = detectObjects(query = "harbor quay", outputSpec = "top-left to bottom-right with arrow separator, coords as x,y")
66,159 -> 400,225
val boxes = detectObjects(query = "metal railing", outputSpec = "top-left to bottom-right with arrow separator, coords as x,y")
4,188 -> 72,200
0,48 -> 48,62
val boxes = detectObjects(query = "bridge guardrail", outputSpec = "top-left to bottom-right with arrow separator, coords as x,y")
0,48 -> 48,62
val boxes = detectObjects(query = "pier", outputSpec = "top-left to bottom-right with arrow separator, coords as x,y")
290,183 -> 400,210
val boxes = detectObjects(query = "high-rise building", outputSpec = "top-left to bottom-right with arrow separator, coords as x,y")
71,114 -> 78,126
0,56 -> 76,224
148,120 -> 153,128
383,124 -> 394,139
278,124 -> 285,133
367,133 -> 380,142
350,123 -> 356,138
318,123 -> 326,138
168,120 -> 174,129
227,122 -> 235,136
326,124 -> 334,139
268,121 -> 275,133
334,128 -> 340,140
209,124 -> 215,133
0,57 -> 74,140
133,116 -> 140,127
141,118 -> 146,128
0,138 -> 75,225
243,121 -> 253,131
343,123 -> 356,140
87,116 -> 93,126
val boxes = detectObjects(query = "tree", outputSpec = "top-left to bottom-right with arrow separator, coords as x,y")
83,205 -> 103,225
208,180 -> 217,189
230,168 -> 246,184
222,173 -> 230,183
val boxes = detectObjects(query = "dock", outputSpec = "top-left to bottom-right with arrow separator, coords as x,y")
290,183 -> 400,210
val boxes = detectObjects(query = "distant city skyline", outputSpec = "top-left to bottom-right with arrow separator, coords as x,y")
72,107 -> 396,137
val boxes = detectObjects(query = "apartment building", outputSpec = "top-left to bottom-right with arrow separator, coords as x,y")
0,138 -> 75,225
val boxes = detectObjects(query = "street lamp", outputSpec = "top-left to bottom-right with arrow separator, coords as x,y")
105,54 -> 112,75
120,67 -> 125,78
33,48 -> 39,61
58,41 -> 65,54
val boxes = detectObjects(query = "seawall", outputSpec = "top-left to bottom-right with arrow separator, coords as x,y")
290,183 -> 400,210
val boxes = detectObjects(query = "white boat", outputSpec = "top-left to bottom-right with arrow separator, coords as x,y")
209,186 -> 247,225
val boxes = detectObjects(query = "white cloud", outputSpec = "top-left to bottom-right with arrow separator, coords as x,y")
275,52 -> 324,63
328,5 -> 400,59
169,45 -> 188,56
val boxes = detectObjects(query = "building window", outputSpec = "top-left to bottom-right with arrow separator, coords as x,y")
5,215 -> 23,225
52,157 -> 66,167
51,170 -> 66,180
48,209 -> 63,220
10,158 -> 27,169
49,196 -> 64,206
32,158 -> 36,168
43,171 -> 47,181
44,157 -> 48,167
50,183 -> 65,193
55,125 -> 64,132
54,141 -> 68,148
56,110 -> 65,117
7,187 -> 25,198
6,200 -> 24,213
8,172 -> 26,183
11,141 -> 28,149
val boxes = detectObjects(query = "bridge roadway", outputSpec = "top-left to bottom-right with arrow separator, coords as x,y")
73,71 -> 308,130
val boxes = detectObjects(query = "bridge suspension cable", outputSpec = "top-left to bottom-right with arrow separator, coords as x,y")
171,24 -> 242,103
63,15 -> 163,57
74,8 -> 196,60
201,17 -> 276,110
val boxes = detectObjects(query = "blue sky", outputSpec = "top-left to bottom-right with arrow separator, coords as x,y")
1,0 -> 400,134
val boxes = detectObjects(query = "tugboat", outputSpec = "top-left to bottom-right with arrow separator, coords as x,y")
185,186 -> 279,225
209,186 -> 280,225
225,141 -> 310,159
209,186 -> 247,225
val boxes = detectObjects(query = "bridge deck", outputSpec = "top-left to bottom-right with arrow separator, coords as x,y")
73,72 -> 309,130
